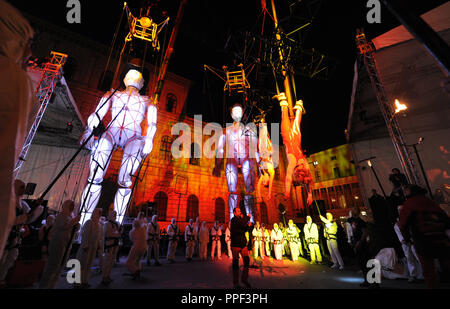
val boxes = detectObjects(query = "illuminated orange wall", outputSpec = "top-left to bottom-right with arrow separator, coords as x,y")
76,78 -> 296,231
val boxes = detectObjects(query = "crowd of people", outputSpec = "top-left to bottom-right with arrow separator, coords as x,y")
1,172 -> 449,289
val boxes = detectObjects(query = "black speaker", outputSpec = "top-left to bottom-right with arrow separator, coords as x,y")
24,183 -> 36,196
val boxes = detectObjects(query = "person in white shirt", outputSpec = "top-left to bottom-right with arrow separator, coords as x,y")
198,221 -> 209,261
101,210 -> 121,285
394,205 -> 423,282
271,223 -> 283,260
125,218 -> 147,279
252,221 -> 264,259
263,225 -> 271,257
185,219 -> 195,261
39,200 -> 80,288
193,216 -> 200,257
320,212 -> 344,270
75,208 -> 102,288
166,218 -> 179,263
146,215 -> 161,266
211,221 -> 223,261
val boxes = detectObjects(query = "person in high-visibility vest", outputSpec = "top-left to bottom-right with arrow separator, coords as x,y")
286,219 -> 301,261
304,216 -> 322,264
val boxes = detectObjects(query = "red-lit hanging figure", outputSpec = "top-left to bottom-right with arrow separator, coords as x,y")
274,92 -> 313,205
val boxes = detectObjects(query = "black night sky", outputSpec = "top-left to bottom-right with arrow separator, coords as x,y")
9,0 -> 447,154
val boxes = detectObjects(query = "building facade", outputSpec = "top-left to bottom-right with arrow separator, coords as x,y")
307,144 -> 365,218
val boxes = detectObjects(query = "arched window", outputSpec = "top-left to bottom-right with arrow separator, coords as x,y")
166,93 -> 177,113
260,202 -> 269,225
186,195 -> 199,222
154,191 -> 168,221
159,135 -> 173,161
189,143 -> 200,165
215,198 -> 225,223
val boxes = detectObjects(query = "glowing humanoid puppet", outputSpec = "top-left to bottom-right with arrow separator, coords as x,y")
304,216 -> 322,264
320,212 -> 344,270
215,104 -> 258,222
256,118 -> 275,201
80,69 -> 157,225
273,93 -> 313,205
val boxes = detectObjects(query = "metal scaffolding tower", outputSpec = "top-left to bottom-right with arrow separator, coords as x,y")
14,51 -> 68,178
355,29 -> 422,187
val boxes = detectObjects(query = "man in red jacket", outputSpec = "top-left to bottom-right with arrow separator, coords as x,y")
398,185 -> 450,288
230,207 -> 253,289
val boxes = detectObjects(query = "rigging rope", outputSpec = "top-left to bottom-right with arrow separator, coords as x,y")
100,4 -> 126,89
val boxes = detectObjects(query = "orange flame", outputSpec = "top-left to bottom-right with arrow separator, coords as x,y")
394,99 -> 407,114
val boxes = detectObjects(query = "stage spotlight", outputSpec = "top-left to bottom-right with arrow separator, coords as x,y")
140,16 -> 152,28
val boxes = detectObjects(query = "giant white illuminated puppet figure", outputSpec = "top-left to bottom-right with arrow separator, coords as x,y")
215,104 -> 258,222
274,92 -> 313,205
80,69 -> 157,225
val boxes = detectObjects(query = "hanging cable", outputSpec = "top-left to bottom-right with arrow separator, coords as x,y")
100,3 -> 126,89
